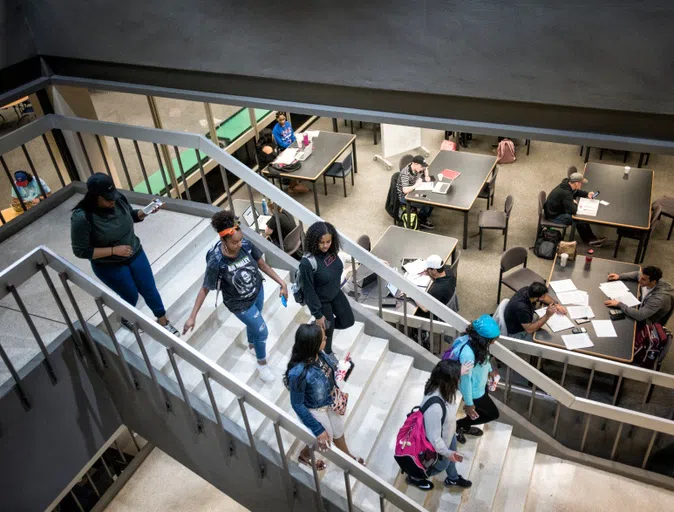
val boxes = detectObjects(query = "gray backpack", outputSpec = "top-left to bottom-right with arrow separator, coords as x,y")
291,254 -> 317,305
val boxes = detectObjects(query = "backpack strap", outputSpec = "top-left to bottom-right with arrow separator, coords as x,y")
419,396 -> 447,426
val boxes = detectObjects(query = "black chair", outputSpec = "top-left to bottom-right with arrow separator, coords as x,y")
478,195 -> 514,251
653,196 -> 674,240
614,204 -> 661,264
356,235 -> 371,251
478,166 -> 499,209
536,191 -> 567,241
283,225 -> 303,258
323,153 -> 354,197
497,247 -> 545,303
399,154 -> 415,171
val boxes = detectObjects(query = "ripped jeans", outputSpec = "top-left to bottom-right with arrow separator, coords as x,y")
233,286 -> 269,361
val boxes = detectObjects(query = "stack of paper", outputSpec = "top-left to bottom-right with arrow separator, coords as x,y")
561,333 -> 594,350
535,308 -> 574,332
405,272 -> 431,288
614,292 -> 640,307
550,279 -> 577,293
556,290 -> 589,305
592,320 -> 618,337
440,169 -> 461,180
567,306 -> 595,319
275,148 -> 298,165
415,182 -> 435,191
599,281 -> 630,299
403,259 -> 427,275
403,259 -> 431,288
577,198 -> 600,217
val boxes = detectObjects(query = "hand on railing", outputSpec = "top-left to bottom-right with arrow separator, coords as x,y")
317,431 -> 331,452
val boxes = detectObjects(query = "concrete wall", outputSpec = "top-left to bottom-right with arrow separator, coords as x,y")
20,0 -> 674,116
0,0 -> 37,70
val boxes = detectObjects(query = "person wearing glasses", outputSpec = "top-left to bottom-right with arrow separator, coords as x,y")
183,210 -> 289,383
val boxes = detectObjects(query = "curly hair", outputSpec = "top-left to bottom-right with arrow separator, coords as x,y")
211,210 -> 237,235
462,324 -> 492,366
304,221 -> 340,256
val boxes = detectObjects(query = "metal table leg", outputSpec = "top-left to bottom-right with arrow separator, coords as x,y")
332,118 -> 338,132
313,181 -> 320,216
584,146 -> 591,163
638,152 -> 645,168
463,211 -> 469,249
352,140 -> 358,174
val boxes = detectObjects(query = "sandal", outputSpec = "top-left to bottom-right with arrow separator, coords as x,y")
298,454 -> 326,471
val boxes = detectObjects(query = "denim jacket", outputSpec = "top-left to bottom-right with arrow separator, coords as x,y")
288,353 -> 337,436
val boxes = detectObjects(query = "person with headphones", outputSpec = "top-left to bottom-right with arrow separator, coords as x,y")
183,210 -> 289,383
11,170 -> 51,212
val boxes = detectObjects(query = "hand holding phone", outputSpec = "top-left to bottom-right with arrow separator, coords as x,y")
450,452 -> 464,463
142,199 -> 163,215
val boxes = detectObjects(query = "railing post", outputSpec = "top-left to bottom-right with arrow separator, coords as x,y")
504,366 -> 512,405
94,135 -> 112,177
343,470 -> 354,512
21,144 -> 49,199
552,359 -> 569,438
273,207 -> 285,251
133,140 -> 153,195
7,284 -> 57,383
167,347 -> 203,433
274,421 -> 296,509
429,314 -> 435,355
202,372 -> 234,462
642,431 -> 658,469
402,294 -> 408,336
351,259 -> 359,301
153,143 -> 172,197
113,137 -> 134,190
76,132 -> 95,175
94,298 -> 137,389
377,275 -> 383,318
246,184 -> 260,232
610,422 -> 624,460
132,323 -> 170,412
195,149 -> 212,203
173,145 -> 192,201
0,341 -> 30,409
42,133 -> 66,187
309,448 -> 324,512
219,164 -> 234,212
527,356 -> 542,420
237,397 -> 266,479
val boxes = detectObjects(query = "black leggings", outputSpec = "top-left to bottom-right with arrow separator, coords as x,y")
321,291 -> 355,354
456,391 -> 499,430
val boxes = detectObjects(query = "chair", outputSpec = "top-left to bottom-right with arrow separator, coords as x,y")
478,195 -> 514,251
497,247 -> 545,303
282,225 -> 303,257
323,153 -> 354,198
653,196 -> 674,240
386,172 -> 402,226
356,235 -> 371,251
614,204 -> 661,264
536,191 -> 567,241
447,249 -> 461,280
478,166 -> 499,209
399,154 -> 415,171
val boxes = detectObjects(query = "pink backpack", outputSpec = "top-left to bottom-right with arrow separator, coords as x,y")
440,140 -> 457,152
497,139 -> 516,164
394,397 -> 447,480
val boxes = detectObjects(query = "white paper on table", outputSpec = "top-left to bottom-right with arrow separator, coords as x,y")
415,182 -> 435,191
614,292 -> 640,307
556,290 -> 589,305
592,320 -> 618,337
550,279 -> 577,293
567,306 -> 595,319
403,259 -> 427,276
577,198 -> 600,216
536,308 -> 574,332
275,148 -> 298,165
599,281 -> 630,298
306,130 -> 320,138
405,272 -> 431,288
570,292 -> 590,306
600,200 -> 610,206
562,333 -> 595,350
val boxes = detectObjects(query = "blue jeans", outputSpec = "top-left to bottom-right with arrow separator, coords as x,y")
92,249 -> 166,318
400,197 -> 433,221
548,213 -> 596,243
427,434 -> 459,481
234,286 -> 268,361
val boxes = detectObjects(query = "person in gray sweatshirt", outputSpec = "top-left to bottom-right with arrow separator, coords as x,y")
604,266 -> 673,325
406,360 -> 474,491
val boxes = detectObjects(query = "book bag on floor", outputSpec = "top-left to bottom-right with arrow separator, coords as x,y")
533,228 -> 562,259
401,207 -> 419,230
291,254 -> 317,305
394,396 -> 447,480
634,323 -> 669,369
496,139 -> 516,164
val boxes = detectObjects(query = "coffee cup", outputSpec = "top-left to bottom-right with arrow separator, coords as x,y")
624,166 -> 631,176
560,252 -> 569,267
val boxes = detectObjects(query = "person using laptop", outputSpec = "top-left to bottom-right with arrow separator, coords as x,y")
397,155 -> 434,230
264,200 -> 301,258
416,255 -> 456,319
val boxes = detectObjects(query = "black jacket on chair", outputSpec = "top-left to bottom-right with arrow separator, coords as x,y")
544,178 -> 590,219
385,172 -> 401,222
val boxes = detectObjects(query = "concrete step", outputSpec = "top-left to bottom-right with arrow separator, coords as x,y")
349,367 -> 429,512
190,298 -> 304,415
256,322 -> 365,455
316,351 -> 414,494
459,421 -> 513,512
491,437 -> 538,512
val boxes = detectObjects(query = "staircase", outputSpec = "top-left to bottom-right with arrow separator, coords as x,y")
92,225 -> 546,511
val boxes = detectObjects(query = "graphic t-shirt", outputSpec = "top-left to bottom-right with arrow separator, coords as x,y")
203,238 -> 264,313
272,122 -> 296,149
12,177 -> 51,202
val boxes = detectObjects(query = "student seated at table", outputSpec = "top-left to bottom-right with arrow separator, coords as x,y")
604,266 -> 673,325
11,170 -> 51,212
397,155 -> 434,230
544,172 -> 606,247
417,254 -> 457,318
503,282 -> 567,340
260,126 -> 308,195
272,112 -> 296,150
264,200 -> 301,258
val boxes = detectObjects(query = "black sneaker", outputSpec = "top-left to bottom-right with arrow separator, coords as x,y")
120,318 -> 141,333
456,430 -> 467,444
406,476 -> 434,491
445,475 -> 472,488
462,426 -> 484,437
419,219 -> 435,230
589,236 -> 608,247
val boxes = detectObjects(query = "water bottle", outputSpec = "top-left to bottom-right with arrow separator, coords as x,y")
303,133 -> 310,147
584,249 -> 594,269
261,198 -> 268,215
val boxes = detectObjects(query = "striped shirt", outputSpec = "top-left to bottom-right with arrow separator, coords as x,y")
396,164 -> 419,201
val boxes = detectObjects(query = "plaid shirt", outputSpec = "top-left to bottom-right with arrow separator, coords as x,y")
396,163 -> 419,201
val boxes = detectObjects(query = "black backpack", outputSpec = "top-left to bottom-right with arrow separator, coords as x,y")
533,228 -> 562,259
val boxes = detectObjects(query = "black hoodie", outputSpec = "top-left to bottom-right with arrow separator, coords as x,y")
544,178 -> 590,219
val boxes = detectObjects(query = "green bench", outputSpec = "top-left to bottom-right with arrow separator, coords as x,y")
134,108 -> 271,194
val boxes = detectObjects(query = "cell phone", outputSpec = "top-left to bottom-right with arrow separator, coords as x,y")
454,453 -> 464,463
572,327 -> 587,334
575,318 -> 591,325
280,295 -> 287,307
142,199 -> 163,215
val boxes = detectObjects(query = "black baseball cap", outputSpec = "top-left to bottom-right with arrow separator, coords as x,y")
87,173 -> 118,201
412,155 -> 428,168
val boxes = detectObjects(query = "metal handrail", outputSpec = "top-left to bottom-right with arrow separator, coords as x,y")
0,245 -> 425,512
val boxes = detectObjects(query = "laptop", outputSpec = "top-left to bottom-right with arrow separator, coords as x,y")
296,143 -> 313,161
242,206 -> 271,231
432,180 -> 453,194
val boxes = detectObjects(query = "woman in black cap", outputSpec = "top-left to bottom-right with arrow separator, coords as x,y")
70,173 -> 179,335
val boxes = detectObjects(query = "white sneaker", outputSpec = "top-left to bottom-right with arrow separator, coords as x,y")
257,364 -> 276,383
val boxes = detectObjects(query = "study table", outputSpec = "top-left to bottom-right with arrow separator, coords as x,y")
263,131 -> 357,216
572,163 -> 653,262
404,150 -> 497,249
533,254 -> 639,362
